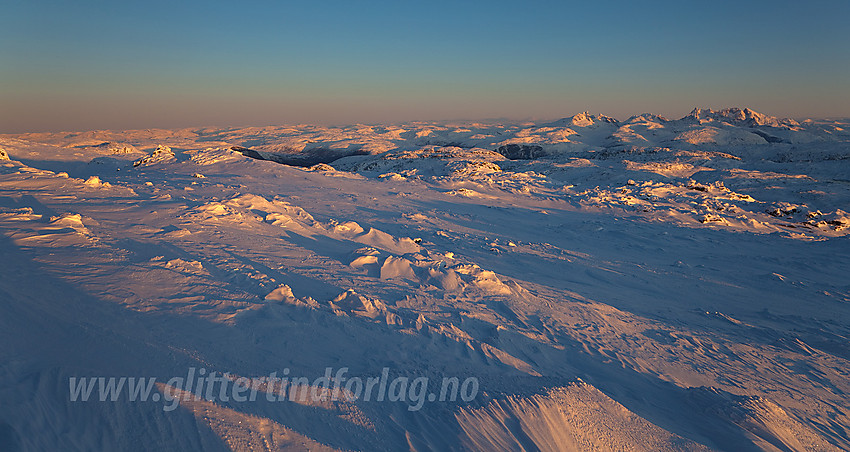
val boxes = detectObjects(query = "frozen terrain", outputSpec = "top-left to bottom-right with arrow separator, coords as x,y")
1,108 -> 849,451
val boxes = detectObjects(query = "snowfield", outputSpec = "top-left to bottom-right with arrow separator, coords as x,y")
1,108 -> 849,451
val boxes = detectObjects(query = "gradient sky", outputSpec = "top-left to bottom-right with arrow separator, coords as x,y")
2,0 -> 849,132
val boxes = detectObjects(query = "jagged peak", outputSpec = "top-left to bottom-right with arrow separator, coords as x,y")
595,113 -> 620,124
549,112 -> 620,128
625,113 -> 669,124
683,107 -> 798,128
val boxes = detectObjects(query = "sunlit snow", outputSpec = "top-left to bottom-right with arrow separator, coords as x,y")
1,108 -> 849,450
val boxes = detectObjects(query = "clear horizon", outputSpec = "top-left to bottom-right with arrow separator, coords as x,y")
2,0 -> 849,133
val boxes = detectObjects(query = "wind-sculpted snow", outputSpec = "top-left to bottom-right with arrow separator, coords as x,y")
1,109 -> 849,451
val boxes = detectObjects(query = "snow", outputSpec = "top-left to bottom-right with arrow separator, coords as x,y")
1,108 -> 849,450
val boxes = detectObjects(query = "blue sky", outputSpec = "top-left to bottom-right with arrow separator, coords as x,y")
2,0 -> 849,132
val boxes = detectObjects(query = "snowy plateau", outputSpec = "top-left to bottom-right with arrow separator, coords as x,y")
1,107 -> 849,451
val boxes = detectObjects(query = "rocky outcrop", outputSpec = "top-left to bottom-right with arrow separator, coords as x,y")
495,144 -> 547,160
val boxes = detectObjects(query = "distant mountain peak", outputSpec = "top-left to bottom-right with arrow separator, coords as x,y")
566,112 -> 619,127
571,111 -> 593,126
626,113 -> 669,124
684,107 -> 798,128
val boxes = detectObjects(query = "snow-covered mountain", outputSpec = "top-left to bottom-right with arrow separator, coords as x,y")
1,109 -> 849,451
683,107 -> 802,128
